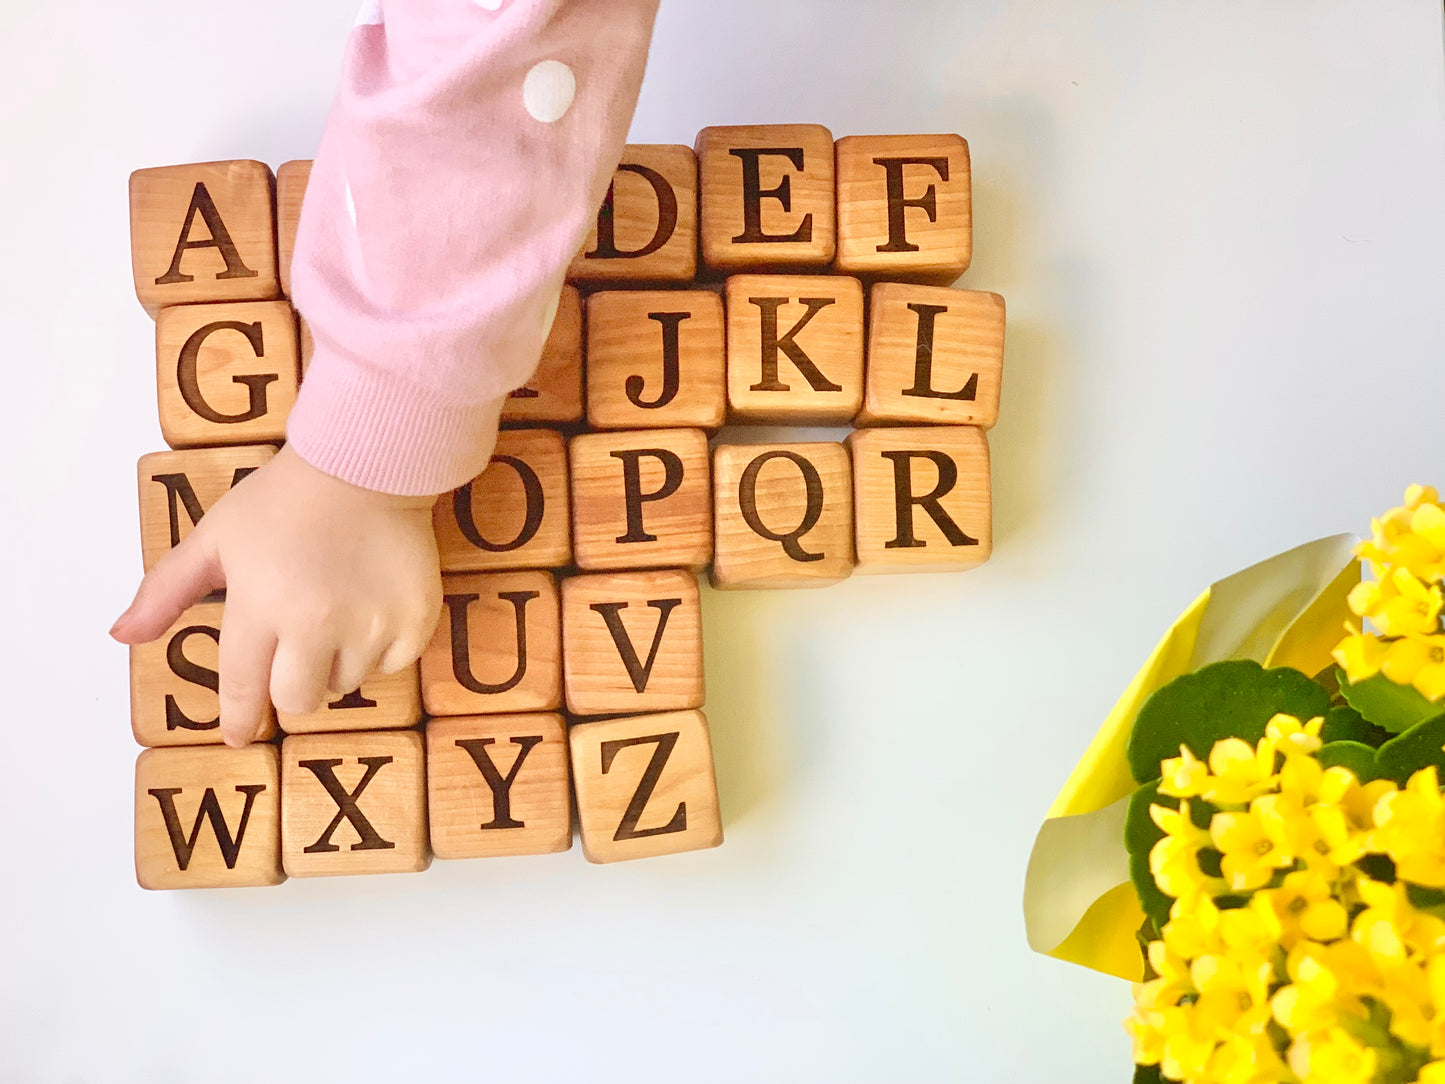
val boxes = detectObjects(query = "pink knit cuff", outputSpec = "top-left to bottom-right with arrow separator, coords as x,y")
287,348 -> 502,497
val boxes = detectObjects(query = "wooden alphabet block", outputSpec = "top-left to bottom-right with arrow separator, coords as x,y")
858,283 -> 1004,427
281,730 -> 429,878
569,428 -> 712,571
130,599 -> 277,747
275,159 -> 312,298
155,300 -> 300,449
847,426 -> 992,574
570,710 -> 722,864
276,663 -> 422,735
501,285 -> 583,425
724,275 -> 864,423
711,442 -> 854,589
434,428 -> 571,572
138,444 -> 275,572
585,290 -> 725,430
135,744 -> 283,889
426,713 -> 572,859
835,134 -> 972,282
420,571 -> 562,716
130,160 -> 279,316
561,570 -> 704,716
568,145 -> 697,283
696,124 -> 835,272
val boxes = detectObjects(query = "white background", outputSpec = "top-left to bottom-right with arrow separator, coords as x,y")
2,1 -> 1444,1080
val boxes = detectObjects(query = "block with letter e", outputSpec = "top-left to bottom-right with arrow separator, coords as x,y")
725,275 -> 863,423
155,300 -> 299,448
427,713 -> 572,859
562,569 -> 704,716
434,428 -> 571,572
570,710 -> 722,864
858,283 -> 1004,427
696,124 -> 835,272
130,160 -> 279,316
420,571 -> 562,717
569,145 -> 697,284
569,428 -> 712,571
502,285 -> 583,425
135,744 -> 283,889
835,134 -> 971,282
712,442 -> 854,589
137,444 -> 275,572
281,730 -> 429,878
848,426 -> 992,573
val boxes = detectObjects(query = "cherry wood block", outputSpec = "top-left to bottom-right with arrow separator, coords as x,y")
299,314 -> 315,377
276,159 -> 312,298
130,600 -> 277,747
568,145 -> 697,284
858,283 -> 1005,427
725,275 -> 864,423
138,444 -> 275,572
427,713 -> 572,859
847,426 -> 992,574
502,285 -> 583,425
281,730 -> 429,878
562,569 -> 704,716
711,442 -> 854,589
135,744 -> 283,889
434,428 -> 571,572
586,290 -> 725,430
569,428 -> 712,571
155,300 -> 299,449
570,710 -> 723,864
696,124 -> 835,272
130,160 -> 279,316
421,571 -> 562,716
835,134 -> 972,282
276,663 -> 422,735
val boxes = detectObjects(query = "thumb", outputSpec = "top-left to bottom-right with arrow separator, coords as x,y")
111,532 -> 224,644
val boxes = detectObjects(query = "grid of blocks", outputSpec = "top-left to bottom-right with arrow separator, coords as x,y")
127,125 -> 1005,889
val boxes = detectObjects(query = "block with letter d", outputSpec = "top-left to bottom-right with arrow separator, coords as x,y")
569,144 -> 697,284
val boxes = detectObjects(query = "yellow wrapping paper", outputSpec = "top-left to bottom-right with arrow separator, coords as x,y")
1023,534 -> 1360,981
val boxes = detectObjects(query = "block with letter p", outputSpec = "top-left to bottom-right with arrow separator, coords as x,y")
848,426 -> 992,574
155,300 -> 299,448
569,144 -> 697,284
130,160 -> 279,316
137,444 -> 276,572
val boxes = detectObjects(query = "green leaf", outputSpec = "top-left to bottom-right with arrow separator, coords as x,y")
1317,741 -> 1384,780
1320,704 -> 1391,748
1374,711 -> 1445,784
1337,669 -> 1443,735
1126,660 -> 1331,784
1133,1064 -> 1163,1084
1124,782 -> 1176,930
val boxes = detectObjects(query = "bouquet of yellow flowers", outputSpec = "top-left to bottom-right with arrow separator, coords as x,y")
1027,488 -> 1445,1084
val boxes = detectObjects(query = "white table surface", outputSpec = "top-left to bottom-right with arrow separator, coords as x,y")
3,1 -> 1444,1080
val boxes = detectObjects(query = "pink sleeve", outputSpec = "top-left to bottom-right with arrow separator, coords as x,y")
286,0 -> 660,496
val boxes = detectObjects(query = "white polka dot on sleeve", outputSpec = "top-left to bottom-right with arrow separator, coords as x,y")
522,60 -> 576,123
474,0 -> 503,9
354,0 -> 383,26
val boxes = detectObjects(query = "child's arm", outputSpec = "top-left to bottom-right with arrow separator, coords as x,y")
111,0 -> 661,745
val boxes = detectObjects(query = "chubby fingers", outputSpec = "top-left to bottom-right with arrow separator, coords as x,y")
218,613 -> 279,748
111,531 -> 223,645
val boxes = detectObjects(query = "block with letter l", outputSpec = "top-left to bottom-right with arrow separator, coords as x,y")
130,160 -> 279,316
570,709 -> 722,864
568,145 -> 697,284
137,444 -> 276,572
281,730 -> 429,878
502,285 -> 584,425
847,426 -> 992,573
135,744 -> 283,889
155,300 -> 299,448
835,134 -> 972,282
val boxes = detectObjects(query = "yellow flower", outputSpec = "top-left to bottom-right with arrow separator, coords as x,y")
1419,1061 -> 1445,1084
1162,893 -> 1222,961
1203,736 -> 1279,806
1159,744 -> 1210,799
1255,791 -> 1337,874
1415,498 -> 1445,551
1352,876 -> 1445,962
1286,1027 -> 1377,1084
1272,945 -> 1342,1034
1268,713 -> 1325,758
1375,767 -> 1445,886
1334,624 -> 1389,684
1358,486 -> 1445,584
1150,801 -> 1225,899
1374,569 -> 1445,637
1382,634 -> 1445,701
1159,1005 -> 1221,1083
1207,1033 -> 1287,1084
1262,870 -> 1349,948
1212,806 -> 1294,892
1191,952 -> 1274,1038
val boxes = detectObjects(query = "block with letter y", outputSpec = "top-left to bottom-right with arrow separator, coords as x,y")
281,731 -> 429,877
134,744 -> 283,889
570,710 -> 722,864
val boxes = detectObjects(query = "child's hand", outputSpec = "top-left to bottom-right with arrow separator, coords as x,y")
111,445 -> 443,747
